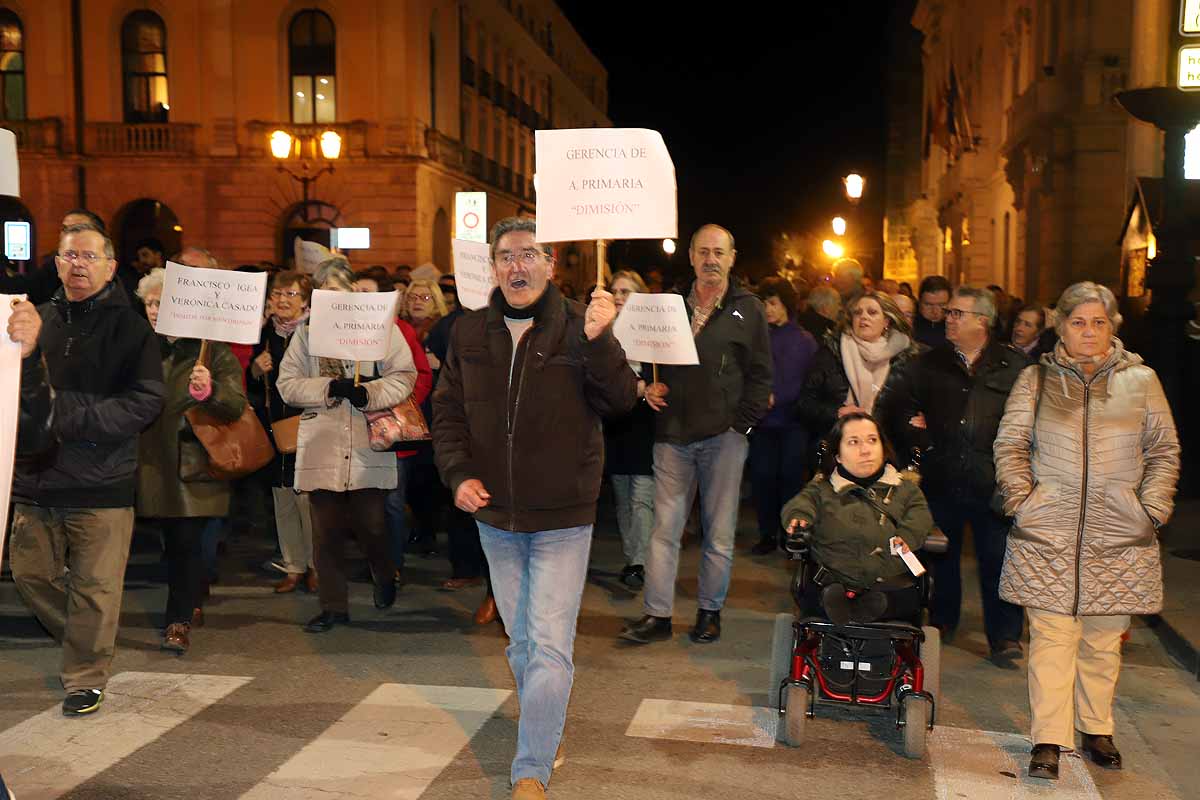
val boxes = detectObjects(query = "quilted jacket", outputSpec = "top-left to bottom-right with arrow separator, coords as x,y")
993,339 -> 1179,616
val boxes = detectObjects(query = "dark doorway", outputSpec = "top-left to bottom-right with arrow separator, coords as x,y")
281,200 -> 341,268
113,197 -> 182,267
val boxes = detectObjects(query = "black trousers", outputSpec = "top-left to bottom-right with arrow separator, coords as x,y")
802,577 -> 922,624
161,517 -> 209,626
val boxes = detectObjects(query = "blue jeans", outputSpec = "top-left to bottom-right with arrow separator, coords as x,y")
643,429 -> 749,617
383,459 -> 409,573
927,493 -> 1024,648
610,474 -> 655,566
747,426 -> 809,540
478,522 -> 593,786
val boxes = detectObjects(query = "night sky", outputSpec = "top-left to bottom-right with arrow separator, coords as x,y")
556,1 -> 896,281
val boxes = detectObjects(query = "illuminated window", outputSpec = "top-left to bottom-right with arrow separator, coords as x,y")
0,9 -> 24,121
289,10 -> 336,123
122,11 -> 169,123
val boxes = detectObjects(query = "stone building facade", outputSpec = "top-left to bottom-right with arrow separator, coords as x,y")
0,0 -> 608,283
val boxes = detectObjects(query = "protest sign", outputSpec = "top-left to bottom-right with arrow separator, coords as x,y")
612,293 -> 699,365
455,191 -> 487,243
0,128 -> 18,197
308,289 -> 398,361
0,295 -> 25,566
534,128 -> 677,243
155,262 -> 268,345
451,238 -> 495,311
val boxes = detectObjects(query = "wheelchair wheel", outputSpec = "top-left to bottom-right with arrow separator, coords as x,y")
920,625 -> 941,702
782,683 -> 810,747
902,696 -> 929,759
768,613 -> 794,712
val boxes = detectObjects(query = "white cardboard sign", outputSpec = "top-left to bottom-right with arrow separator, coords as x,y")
0,295 -> 25,566
451,238 -> 495,311
534,128 -> 677,243
155,262 -> 268,345
307,289 -> 397,361
612,292 -> 699,365
455,192 -> 487,243
0,129 -> 18,197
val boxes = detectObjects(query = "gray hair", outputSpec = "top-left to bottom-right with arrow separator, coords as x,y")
807,285 -> 841,320
489,217 -> 553,262
832,257 -> 864,283
689,223 -> 736,252
136,267 -> 165,300
954,286 -> 997,328
59,223 -> 114,259
1053,281 -> 1122,334
176,246 -> 219,269
313,257 -> 354,290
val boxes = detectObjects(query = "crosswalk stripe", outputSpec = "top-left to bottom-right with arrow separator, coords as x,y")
929,727 -> 1101,800
236,683 -> 512,800
0,671 -> 251,798
625,699 -> 779,749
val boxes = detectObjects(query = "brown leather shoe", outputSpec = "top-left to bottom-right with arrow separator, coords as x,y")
511,778 -> 545,800
162,623 -> 190,653
474,595 -> 499,625
275,573 -> 303,593
304,568 -> 319,593
441,576 -> 485,592
191,607 -> 205,627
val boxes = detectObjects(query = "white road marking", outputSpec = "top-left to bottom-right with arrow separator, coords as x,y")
625,699 -> 778,749
929,727 -> 1101,800
0,671 -> 251,799
237,683 -> 512,800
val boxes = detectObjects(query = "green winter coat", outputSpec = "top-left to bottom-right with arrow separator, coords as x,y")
137,337 -> 247,518
780,464 -> 933,589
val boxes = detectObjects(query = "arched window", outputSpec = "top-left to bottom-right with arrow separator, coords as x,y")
122,11 -> 169,123
289,10 -> 336,123
0,9 -> 25,121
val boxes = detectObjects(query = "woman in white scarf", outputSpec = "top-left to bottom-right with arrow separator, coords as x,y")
799,291 -> 918,448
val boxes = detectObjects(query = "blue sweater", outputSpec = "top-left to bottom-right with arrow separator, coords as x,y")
762,321 -> 817,429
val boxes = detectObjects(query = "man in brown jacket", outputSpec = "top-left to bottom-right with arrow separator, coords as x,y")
433,216 -> 636,800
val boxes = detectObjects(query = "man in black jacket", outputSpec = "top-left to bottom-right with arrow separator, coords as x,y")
434,217 -> 635,799
914,274 -> 951,349
884,285 -> 1028,666
9,223 -> 165,717
621,224 -> 772,646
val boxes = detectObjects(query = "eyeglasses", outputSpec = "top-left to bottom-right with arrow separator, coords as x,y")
57,251 -> 108,265
494,248 -> 544,267
271,289 -> 302,298
946,308 -> 987,320
408,293 -> 434,302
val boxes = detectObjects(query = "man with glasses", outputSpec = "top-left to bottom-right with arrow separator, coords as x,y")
914,274 -> 952,348
433,216 -> 635,800
883,285 -> 1029,667
620,224 -> 772,647
9,223 -> 164,716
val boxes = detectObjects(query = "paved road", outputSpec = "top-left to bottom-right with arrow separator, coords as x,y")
2,510 -> 1198,800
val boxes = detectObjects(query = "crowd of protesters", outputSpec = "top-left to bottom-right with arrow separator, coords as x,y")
1,209 -> 1183,796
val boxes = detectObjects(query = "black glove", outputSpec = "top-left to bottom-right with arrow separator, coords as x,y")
783,520 -> 811,554
328,378 -> 369,408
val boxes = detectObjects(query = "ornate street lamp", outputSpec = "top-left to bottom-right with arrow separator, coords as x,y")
269,129 -> 343,221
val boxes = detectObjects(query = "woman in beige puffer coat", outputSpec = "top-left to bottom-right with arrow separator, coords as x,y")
993,282 -> 1179,782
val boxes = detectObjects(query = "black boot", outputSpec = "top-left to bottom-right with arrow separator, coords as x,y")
689,609 -> 721,643
619,615 -> 672,644
1080,733 -> 1122,769
1028,743 -> 1060,780
304,611 -> 350,633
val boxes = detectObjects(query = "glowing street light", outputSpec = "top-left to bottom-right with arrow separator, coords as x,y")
844,172 -> 865,203
832,216 -> 847,236
320,130 -> 343,160
662,238 -> 676,255
269,130 -> 294,160
822,239 -> 845,259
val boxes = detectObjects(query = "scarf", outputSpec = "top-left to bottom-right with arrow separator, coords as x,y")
497,285 -> 554,320
837,462 -> 886,489
839,331 -> 910,413
272,310 -> 309,339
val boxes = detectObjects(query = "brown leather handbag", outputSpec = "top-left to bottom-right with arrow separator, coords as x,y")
184,402 -> 276,480
270,414 -> 301,454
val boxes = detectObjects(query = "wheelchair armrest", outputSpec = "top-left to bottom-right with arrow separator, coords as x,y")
921,528 -> 949,555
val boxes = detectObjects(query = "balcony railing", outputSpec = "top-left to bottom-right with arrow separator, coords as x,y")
1004,75 -> 1065,150
85,122 -> 198,156
424,128 -> 464,170
1,118 -> 63,153
245,120 -> 369,158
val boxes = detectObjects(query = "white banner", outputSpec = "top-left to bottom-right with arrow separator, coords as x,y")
0,128 -> 18,197
451,238 -> 495,311
455,192 -> 487,243
534,128 -> 677,243
612,293 -> 699,365
155,262 -> 268,345
0,295 -> 25,566
308,290 -> 397,361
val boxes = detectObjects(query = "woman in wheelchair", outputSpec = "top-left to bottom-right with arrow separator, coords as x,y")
781,412 -> 933,626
